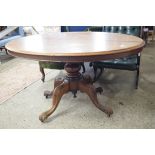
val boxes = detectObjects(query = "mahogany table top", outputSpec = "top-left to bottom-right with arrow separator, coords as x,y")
6,32 -> 145,62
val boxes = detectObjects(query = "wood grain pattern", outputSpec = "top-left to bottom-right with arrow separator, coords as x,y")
5,32 -> 145,62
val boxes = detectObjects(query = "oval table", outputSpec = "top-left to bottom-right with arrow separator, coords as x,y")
6,32 -> 145,122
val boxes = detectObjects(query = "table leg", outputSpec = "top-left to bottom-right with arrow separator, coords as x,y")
79,79 -> 113,117
39,80 -> 69,122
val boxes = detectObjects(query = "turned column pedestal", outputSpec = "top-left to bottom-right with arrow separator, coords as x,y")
39,63 -> 113,122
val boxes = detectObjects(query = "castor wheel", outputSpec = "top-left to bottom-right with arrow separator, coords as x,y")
44,90 -> 52,98
95,87 -> 103,94
106,108 -> 113,117
107,113 -> 111,117
39,113 -> 48,122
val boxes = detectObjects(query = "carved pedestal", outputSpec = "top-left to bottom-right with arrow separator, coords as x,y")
39,63 -> 113,122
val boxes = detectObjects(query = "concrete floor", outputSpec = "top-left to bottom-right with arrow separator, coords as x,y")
0,42 -> 155,128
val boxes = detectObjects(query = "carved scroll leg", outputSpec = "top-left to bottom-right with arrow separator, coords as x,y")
39,80 -> 69,122
79,82 -> 113,117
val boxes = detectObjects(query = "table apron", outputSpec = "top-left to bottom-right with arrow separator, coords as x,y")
7,48 -> 143,62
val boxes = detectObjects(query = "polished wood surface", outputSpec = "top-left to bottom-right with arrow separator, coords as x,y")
6,32 -> 145,62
